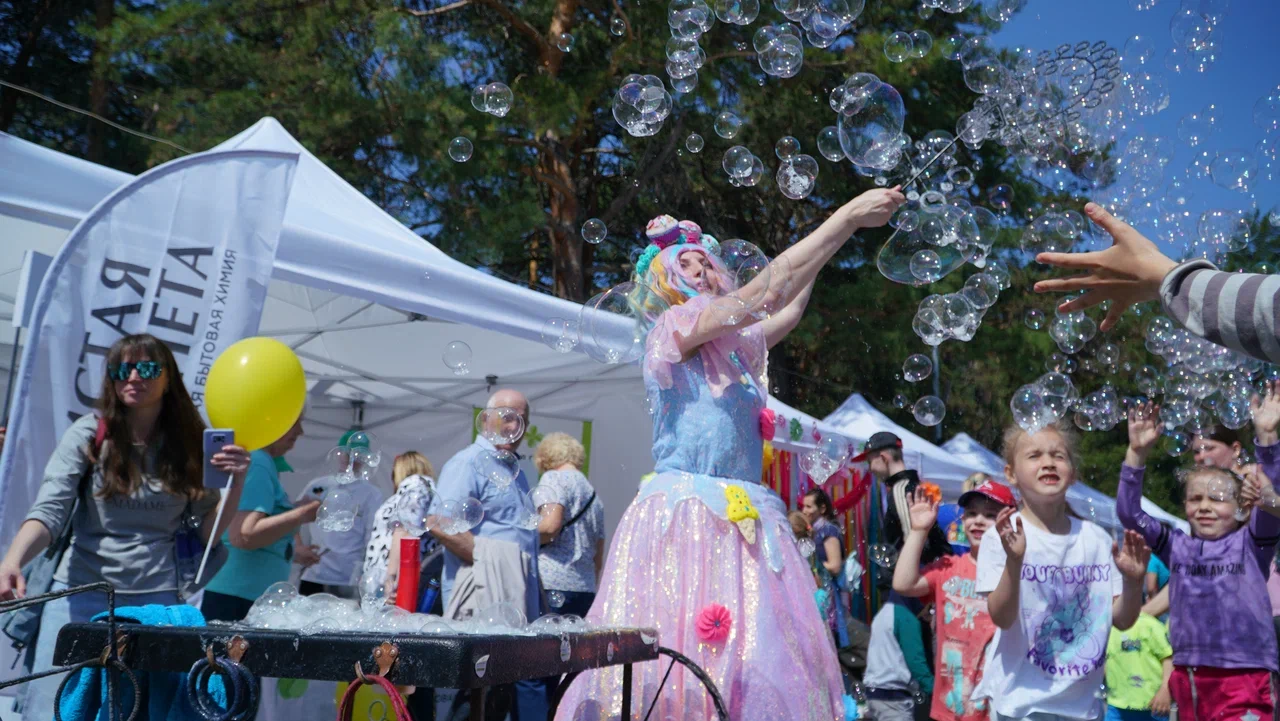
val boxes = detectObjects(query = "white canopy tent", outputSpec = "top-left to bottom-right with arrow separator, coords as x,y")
0,119 -> 654,546
822,393 -> 986,499
941,433 -> 1190,533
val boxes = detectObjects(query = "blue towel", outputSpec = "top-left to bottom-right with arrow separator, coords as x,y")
57,604 -> 228,721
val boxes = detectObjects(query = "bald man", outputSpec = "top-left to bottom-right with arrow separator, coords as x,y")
428,389 -> 545,718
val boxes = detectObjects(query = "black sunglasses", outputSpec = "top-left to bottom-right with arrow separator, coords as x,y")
109,361 -> 163,381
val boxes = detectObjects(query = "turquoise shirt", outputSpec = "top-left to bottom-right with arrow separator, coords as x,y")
204,450 -> 294,601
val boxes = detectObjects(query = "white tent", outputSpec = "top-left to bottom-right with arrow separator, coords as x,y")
941,433 -> 1190,534
0,119 -> 654,546
822,393 -> 985,499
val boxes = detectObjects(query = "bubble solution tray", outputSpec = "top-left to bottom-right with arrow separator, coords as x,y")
55,623 -> 660,688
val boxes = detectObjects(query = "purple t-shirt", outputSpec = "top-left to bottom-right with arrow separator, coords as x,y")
1116,441 -> 1280,672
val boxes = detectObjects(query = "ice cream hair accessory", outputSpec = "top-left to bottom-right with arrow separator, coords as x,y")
635,215 -> 721,279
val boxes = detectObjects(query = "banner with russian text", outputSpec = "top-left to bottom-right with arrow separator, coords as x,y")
0,149 -> 298,547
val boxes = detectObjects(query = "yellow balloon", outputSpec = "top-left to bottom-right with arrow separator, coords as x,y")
205,337 -> 306,451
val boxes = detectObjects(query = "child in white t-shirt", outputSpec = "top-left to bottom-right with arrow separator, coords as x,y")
972,422 -> 1149,721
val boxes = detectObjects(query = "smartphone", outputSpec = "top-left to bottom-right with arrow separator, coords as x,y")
203,429 -> 235,488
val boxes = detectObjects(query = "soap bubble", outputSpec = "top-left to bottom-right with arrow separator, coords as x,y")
723,146 -> 754,178
443,340 -> 473,376
1177,107 -> 1217,146
903,354 -> 932,382
686,133 -> 705,153
836,74 -> 906,169
939,34 -> 964,60
714,0 -> 760,24
556,32 -> 574,52
449,137 -> 473,163
777,155 -> 819,200
987,184 -> 1013,214
478,601 -> 527,630
984,0 -> 1020,21
884,32 -> 913,63
1198,209 -> 1251,252
580,281 -> 660,364
471,82 -> 514,117
317,488 -> 358,532
1209,150 -> 1258,193
714,111 -> 743,139
910,250 -> 944,282
1123,34 -> 1155,65
1011,384 -> 1050,432
869,543 -> 897,568
610,16 -> 626,35
541,317 -> 580,353
816,126 -> 843,162
475,406 -> 526,447
775,136 -> 801,160
909,30 -> 933,58
893,394 -> 910,409
581,218 -> 607,244
1255,87 -> 1280,133
799,436 -> 848,484
913,396 -> 946,426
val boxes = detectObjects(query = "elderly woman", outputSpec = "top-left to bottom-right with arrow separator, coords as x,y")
533,433 -> 605,617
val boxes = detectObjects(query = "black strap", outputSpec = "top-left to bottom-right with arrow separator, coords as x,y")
562,493 -> 596,531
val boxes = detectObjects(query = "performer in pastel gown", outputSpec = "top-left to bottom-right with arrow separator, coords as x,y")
555,186 -> 905,721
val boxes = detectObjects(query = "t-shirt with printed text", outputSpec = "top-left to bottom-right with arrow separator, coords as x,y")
922,552 -> 993,721
972,514 -> 1123,720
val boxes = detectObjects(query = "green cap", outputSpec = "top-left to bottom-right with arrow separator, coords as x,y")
339,429 -> 370,449
273,455 -> 294,473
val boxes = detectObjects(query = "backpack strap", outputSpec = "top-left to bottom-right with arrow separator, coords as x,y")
562,492 -> 596,531
92,416 -> 107,452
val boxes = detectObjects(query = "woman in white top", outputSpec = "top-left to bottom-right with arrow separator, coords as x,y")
363,451 -> 437,602
533,433 -> 605,617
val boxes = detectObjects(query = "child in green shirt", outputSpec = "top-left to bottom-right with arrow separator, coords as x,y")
1104,612 -> 1172,721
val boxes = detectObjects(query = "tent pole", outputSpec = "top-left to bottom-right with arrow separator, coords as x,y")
2,327 -> 20,425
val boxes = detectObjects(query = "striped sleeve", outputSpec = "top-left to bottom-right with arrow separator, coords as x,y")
1160,260 -> 1280,362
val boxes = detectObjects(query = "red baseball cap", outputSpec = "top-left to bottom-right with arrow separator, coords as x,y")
958,479 -> 1016,508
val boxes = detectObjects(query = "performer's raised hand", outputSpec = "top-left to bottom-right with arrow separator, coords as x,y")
845,187 -> 906,230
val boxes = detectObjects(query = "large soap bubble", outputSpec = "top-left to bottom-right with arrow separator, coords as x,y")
836,74 -> 906,170
612,75 -> 673,138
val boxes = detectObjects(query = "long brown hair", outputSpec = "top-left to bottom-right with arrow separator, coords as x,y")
91,334 -> 206,499
803,487 -> 837,522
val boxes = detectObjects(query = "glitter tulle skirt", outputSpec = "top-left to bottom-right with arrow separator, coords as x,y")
553,473 -> 844,721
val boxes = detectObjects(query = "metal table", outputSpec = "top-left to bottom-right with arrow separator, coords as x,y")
55,623 -> 661,720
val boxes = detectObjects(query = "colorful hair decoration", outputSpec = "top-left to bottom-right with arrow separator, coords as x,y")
635,215 -> 722,280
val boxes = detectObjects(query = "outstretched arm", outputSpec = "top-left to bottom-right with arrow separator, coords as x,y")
1034,203 -> 1280,361
1249,382 -> 1280,551
760,279 -> 815,349
892,490 -> 937,598
1117,403 -> 1171,559
675,187 -> 904,357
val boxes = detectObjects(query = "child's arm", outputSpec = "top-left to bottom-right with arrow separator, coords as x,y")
1111,530 -> 1150,631
1249,381 -> 1280,548
1117,403 -> 1173,559
1142,585 -> 1169,618
893,603 -> 934,696
1150,656 -> 1173,716
986,508 -> 1025,630
892,490 -> 937,598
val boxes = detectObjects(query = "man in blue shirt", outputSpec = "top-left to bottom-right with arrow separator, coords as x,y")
430,388 -> 543,720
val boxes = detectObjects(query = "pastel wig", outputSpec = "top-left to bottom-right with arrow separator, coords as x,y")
631,241 -> 733,323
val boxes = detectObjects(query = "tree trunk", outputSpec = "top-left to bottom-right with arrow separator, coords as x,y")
0,0 -> 56,132
86,0 -> 115,163
541,129 -> 586,301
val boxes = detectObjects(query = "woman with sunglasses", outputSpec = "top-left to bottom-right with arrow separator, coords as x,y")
0,333 -> 251,721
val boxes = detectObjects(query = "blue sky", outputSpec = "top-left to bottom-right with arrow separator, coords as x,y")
992,0 -> 1279,257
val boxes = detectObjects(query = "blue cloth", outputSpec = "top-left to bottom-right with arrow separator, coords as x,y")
1106,705 -> 1164,721
1146,555 -> 1170,589
647,349 -> 764,482
842,694 -> 859,720
937,503 -> 971,554
432,437 -> 541,622
205,450 -> 294,601
57,604 -> 225,721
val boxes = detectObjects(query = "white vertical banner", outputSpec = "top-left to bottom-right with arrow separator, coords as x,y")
0,149 -> 299,548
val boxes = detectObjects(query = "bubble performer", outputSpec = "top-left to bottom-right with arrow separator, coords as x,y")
1118,389 -> 1280,720
554,187 -> 904,721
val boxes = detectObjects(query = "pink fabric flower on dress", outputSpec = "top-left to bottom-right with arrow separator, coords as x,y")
759,409 -> 776,441
696,604 -> 732,643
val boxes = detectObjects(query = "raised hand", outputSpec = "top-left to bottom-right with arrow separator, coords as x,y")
1113,529 -> 1151,581
211,444 -> 252,476
1126,402 -> 1162,464
994,507 -> 1025,562
845,187 -> 907,230
1251,380 -> 1280,444
906,489 -> 939,533
1032,203 -> 1179,332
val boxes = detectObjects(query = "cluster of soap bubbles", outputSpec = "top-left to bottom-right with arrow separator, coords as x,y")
1167,0 -> 1229,74
470,82 -> 514,117
612,74 -> 674,138
833,73 -> 907,171
774,137 -> 819,199
312,432 -> 383,532
753,24 -> 804,78
881,199 -> 1001,287
770,0 -> 864,49
799,436 -> 849,485
883,29 -> 933,63
665,36 -> 706,93
242,580 -> 602,638
1021,208 -> 1087,256
911,266 -> 1008,347
722,145 -> 766,188
443,340 -> 472,376
1177,104 -> 1218,147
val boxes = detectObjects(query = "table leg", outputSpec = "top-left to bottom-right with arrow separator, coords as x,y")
470,688 -> 484,721
621,664 -> 632,720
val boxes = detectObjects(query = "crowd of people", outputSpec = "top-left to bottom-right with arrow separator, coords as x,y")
0,190 -> 1279,721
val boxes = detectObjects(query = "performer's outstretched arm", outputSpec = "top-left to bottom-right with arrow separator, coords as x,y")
761,279 -> 814,349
